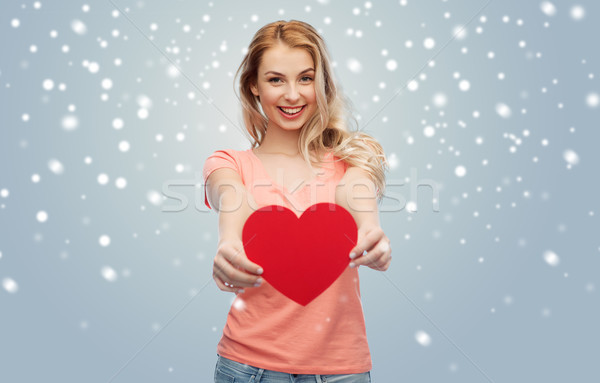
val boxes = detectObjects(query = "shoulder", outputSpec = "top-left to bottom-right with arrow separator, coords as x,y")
338,165 -> 376,191
205,148 -> 245,160
341,165 -> 371,179
204,148 -> 253,163
203,148 -> 249,182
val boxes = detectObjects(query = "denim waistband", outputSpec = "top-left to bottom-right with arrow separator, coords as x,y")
216,354 -> 370,382
216,354 -> 325,380
217,354 -> 264,374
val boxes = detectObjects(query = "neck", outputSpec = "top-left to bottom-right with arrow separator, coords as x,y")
256,123 -> 302,155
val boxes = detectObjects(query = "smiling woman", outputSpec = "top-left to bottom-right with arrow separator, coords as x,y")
203,19 -> 391,382
236,22 -> 388,197
250,42 -> 318,130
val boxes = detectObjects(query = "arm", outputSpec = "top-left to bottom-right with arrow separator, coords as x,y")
206,168 -> 263,292
335,166 -> 392,272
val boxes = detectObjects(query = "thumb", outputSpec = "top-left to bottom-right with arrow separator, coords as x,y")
235,245 -> 263,275
349,226 -> 370,258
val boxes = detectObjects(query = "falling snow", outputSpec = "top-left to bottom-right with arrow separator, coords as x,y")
36,210 -> 48,222
586,92 -> 599,108
407,79 -> 419,91
101,266 -> 118,282
543,250 -> 560,266
346,58 -> 362,73
432,92 -> 447,108
386,59 -> 397,71
423,37 -> 435,49
415,330 -> 432,346
495,102 -> 512,118
71,19 -> 87,35
2,278 -> 18,293
1,2 -> 599,380
112,118 -> 124,129
563,149 -> 580,165
99,235 -> 111,247
47,158 -> 65,174
61,115 -> 79,131
458,79 -> 470,91
118,141 -> 130,152
423,126 -> 435,137
454,165 -> 467,177
570,5 -> 586,21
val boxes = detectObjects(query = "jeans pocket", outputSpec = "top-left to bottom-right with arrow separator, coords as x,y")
322,371 -> 371,383
214,367 -> 236,383
216,355 -> 261,382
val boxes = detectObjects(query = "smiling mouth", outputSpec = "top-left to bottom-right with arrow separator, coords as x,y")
278,105 -> 305,115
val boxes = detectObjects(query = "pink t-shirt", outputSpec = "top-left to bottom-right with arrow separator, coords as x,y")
202,148 -> 372,374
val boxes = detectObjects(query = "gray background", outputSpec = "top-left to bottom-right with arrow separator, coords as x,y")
1,0 -> 599,382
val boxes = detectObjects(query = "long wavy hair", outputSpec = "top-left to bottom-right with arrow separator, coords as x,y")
234,20 -> 388,201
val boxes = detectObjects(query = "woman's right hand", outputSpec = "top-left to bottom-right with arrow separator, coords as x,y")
213,239 -> 264,293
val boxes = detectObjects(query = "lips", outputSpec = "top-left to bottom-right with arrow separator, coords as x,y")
278,105 -> 305,115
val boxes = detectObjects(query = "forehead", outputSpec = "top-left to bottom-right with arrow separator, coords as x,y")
259,43 -> 314,74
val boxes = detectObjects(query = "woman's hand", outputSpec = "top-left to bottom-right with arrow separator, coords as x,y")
213,239 -> 264,293
334,166 -> 390,271
348,225 -> 392,271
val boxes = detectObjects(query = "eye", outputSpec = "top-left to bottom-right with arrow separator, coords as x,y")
268,77 -> 282,84
300,76 -> 313,83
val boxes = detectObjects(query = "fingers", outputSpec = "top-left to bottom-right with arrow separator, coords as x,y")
217,243 -> 263,275
351,241 -> 392,271
213,242 -> 264,291
213,272 -> 245,293
349,226 -> 384,260
214,255 -> 263,288
223,244 -> 263,276
349,228 -> 392,271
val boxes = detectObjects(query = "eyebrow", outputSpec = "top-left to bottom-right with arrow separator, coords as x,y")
263,68 -> 315,77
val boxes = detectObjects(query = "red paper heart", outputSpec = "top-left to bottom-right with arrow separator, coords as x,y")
242,202 -> 357,306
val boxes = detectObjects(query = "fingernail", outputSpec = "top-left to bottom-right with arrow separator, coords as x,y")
349,262 -> 356,268
254,278 -> 263,287
257,268 -> 264,275
237,289 -> 245,293
349,252 -> 356,259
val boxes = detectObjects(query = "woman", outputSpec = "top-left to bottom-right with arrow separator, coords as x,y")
203,20 -> 392,382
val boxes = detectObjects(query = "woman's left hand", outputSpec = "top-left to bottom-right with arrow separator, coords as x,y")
348,225 -> 392,271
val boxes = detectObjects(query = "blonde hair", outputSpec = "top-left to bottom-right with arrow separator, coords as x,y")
235,20 -> 388,201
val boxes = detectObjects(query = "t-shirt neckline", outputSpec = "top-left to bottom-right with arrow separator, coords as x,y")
247,148 -> 331,196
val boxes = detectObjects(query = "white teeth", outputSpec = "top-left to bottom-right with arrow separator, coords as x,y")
280,106 -> 303,114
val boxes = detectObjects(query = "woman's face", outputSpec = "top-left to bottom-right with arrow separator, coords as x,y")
251,42 -> 317,132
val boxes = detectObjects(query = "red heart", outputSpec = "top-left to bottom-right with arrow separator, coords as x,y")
242,203 -> 357,306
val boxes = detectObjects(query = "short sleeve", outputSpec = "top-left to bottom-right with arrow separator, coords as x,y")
202,149 -> 241,210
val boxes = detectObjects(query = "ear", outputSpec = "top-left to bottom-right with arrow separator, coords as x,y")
250,83 -> 259,97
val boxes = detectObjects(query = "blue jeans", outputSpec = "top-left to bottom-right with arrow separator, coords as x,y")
214,354 -> 371,382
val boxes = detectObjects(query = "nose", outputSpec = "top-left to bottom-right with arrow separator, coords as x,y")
284,83 -> 300,103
